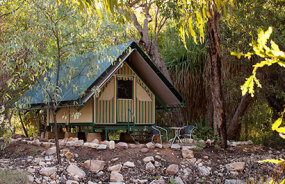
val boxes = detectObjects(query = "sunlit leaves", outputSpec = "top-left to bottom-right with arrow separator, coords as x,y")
232,27 -> 285,97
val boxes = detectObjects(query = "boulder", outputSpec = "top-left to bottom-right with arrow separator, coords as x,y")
65,152 -> 75,159
146,162 -> 155,170
198,166 -> 211,176
66,140 -> 84,147
128,144 -> 137,148
166,164 -> 179,175
84,160 -> 105,173
86,133 -> 102,142
110,171 -> 124,182
67,164 -> 86,178
123,161 -> 135,168
225,162 -> 245,171
46,147 -> 56,155
109,140 -> 115,149
116,142 -> 128,149
66,180 -> 79,184
100,140 -> 109,146
108,164 -> 122,172
140,148 -> 149,153
84,142 -> 99,148
64,132 -> 78,139
143,156 -> 154,163
39,167 -> 57,176
171,144 -> 181,150
155,143 -> 162,149
97,144 -> 107,150
91,139 -> 100,144
182,149 -> 194,159
146,142 -> 155,149
174,177 -> 184,184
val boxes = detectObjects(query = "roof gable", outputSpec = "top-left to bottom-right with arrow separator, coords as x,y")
21,41 -> 184,108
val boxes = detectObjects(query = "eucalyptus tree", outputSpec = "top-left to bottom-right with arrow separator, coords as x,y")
1,0 -> 121,163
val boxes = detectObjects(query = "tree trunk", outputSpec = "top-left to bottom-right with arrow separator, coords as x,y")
207,4 -> 227,148
206,99 -> 213,128
132,13 -> 184,125
51,104 -> 61,165
227,94 -> 252,140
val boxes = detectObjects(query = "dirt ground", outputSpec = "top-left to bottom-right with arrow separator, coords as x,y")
0,140 -> 284,183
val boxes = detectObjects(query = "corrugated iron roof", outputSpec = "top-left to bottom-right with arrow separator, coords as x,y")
21,41 -> 184,107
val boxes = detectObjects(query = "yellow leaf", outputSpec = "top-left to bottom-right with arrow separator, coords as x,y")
272,118 -> 282,131
188,17 -> 197,44
44,77 -> 47,82
259,159 -> 284,164
276,127 -> 285,134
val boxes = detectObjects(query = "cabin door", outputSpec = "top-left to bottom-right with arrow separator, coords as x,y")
116,77 -> 134,123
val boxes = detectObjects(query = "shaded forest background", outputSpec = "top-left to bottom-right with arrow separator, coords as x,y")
0,0 -> 284,147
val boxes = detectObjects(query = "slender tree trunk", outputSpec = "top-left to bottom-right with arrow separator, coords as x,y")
207,3 -> 227,148
18,112 -> 28,137
51,104 -> 61,164
227,94 -> 252,140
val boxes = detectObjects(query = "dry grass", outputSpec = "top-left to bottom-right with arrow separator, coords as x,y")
0,169 -> 29,184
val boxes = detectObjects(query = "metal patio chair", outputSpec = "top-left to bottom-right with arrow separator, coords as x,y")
151,125 -> 168,145
179,125 -> 195,140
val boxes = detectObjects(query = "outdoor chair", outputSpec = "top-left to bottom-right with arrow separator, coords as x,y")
151,125 -> 168,145
179,125 -> 195,140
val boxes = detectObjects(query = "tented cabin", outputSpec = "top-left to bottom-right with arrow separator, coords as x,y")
21,41 -> 184,141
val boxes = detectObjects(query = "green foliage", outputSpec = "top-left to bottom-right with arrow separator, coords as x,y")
233,27 -> 285,183
191,118 -> 214,141
0,169 -> 29,184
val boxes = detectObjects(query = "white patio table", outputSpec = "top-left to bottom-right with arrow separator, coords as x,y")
169,126 -> 185,144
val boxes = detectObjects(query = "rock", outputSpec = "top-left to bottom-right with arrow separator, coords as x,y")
110,172 -> 124,182
116,142 -> 128,149
146,162 -> 155,170
88,181 -> 97,184
40,167 -> 57,176
67,164 -> 86,178
225,162 -> 245,171
182,149 -> 194,159
198,166 -> 211,176
155,143 -> 162,148
97,144 -> 107,150
128,144 -> 137,148
65,152 -> 75,159
66,180 -> 79,184
224,179 -> 246,184
150,179 -> 166,184
86,133 -> 102,142
108,164 -> 122,172
140,148 -> 149,153
174,177 -> 184,184
66,140 -> 84,147
162,144 -> 171,149
109,141 -> 115,149
92,139 -> 100,144
84,160 -> 105,173
46,147 -> 56,155
84,142 -> 99,148
96,171 -> 104,177
146,142 -> 155,149
143,156 -> 154,163
123,161 -> 135,168
61,148 -> 70,153
27,167 -> 36,174
28,175 -> 34,183
171,144 -> 181,150
154,161 -> 161,167
101,140 -> 109,146
166,164 -> 179,175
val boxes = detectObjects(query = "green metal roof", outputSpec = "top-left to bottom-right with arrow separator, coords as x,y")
21,41 -> 184,107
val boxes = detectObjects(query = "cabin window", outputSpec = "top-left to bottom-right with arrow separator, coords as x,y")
117,80 -> 132,99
